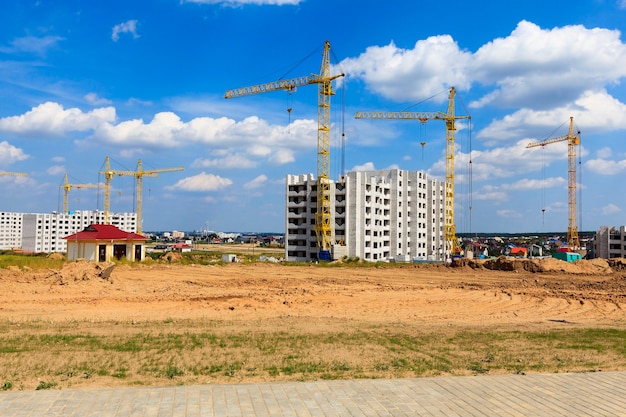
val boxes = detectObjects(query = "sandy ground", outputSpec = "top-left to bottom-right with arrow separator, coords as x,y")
1,257 -> 625,328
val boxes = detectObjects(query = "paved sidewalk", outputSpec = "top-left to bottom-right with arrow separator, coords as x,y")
0,371 -> 624,416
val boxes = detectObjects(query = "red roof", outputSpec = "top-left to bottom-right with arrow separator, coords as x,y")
63,224 -> 147,241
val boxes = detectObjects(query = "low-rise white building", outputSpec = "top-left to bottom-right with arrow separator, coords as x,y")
285,169 -> 446,262
0,210 -> 137,253
595,226 -> 626,259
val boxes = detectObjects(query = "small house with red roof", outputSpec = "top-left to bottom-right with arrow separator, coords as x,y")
63,224 -> 148,262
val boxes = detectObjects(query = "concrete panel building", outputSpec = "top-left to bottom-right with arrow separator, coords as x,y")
0,210 -> 137,253
285,169 -> 446,262
0,212 -> 24,250
595,226 -> 626,259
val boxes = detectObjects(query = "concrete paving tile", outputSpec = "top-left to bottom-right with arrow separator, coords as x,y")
0,372 -> 625,416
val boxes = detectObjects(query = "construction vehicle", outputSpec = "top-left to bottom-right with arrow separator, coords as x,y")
355,87 -> 471,259
100,157 -> 183,234
526,116 -> 581,250
225,40 -> 344,261
60,173 -> 101,213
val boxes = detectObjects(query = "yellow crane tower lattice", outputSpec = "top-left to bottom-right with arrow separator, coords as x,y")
355,87 -> 471,257
225,40 -> 344,261
100,157 -> 184,234
0,171 -> 27,177
526,116 -> 581,250
60,173 -> 101,213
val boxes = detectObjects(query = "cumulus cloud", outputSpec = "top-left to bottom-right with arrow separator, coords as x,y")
169,172 -> 232,192
0,102 -> 115,136
586,157 -> 626,175
244,174 -> 268,189
339,37 -> 472,102
342,20 -> 626,144
0,141 -> 29,165
351,162 -> 377,171
476,90 -> 626,143
112,20 -> 139,42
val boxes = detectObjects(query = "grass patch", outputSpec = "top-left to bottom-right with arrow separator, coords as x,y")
1,320 -> 625,389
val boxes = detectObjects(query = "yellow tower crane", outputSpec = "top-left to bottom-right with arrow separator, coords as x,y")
0,171 -> 27,177
100,157 -> 183,234
225,40 -> 344,261
354,87 -> 471,258
60,173 -> 101,213
526,116 -> 581,250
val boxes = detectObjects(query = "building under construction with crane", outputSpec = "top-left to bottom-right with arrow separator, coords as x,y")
286,169 -> 447,262
226,41 -> 467,262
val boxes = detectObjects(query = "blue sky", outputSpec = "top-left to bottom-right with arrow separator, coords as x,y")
1,0 -> 626,234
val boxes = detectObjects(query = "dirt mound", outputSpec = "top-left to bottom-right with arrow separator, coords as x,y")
482,256 -> 614,274
161,252 -> 183,262
47,253 -> 64,260
45,260 -> 116,285
608,258 -> 626,272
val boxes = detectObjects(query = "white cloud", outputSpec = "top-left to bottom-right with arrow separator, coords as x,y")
112,20 -> 139,42
351,162 -> 377,171
269,149 -> 295,164
476,90 -> 626,143
169,172 -> 232,192
496,209 -> 522,218
342,20 -> 626,142
0,35 -> 64,55
339,37 -> 472,102
596,147 -> 613,159
244,174 -> 268,189
0,102 -> 116,136
620,0 -> 626,10
470,21 -> 626,108
85,93 -> 112,106
602,203 -> 621,215
0,141 -> 29,165
192,154 -> 257,169
585,157 -> 626,175
51,156 -> 65,163
46,165 -> 65,176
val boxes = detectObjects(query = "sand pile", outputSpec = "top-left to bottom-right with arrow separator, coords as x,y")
45,260 -> 116,285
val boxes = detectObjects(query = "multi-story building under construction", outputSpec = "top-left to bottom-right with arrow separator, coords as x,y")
285,169 -> 446,262
0,210 -> 137,253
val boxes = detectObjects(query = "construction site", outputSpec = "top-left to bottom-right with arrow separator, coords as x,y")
0,41 -> 610,265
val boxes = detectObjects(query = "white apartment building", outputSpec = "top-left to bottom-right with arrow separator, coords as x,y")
0,212 -> 24,250
595,226 -> 626,259
285,169 -> 446,262
0,210 -> 137,253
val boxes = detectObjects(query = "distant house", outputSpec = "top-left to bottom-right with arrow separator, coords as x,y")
172,242 -> 192,253
64,224 -> 148,262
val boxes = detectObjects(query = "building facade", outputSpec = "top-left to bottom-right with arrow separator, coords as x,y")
285,169 -> 446,262
595,226 -> 626,259
0,210 -> 137,253
0,212 -> 24,250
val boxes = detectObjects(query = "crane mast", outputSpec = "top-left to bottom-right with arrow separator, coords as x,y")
355,87 -> 470,258
526,116 -> 580,249
225,40 -> 344,260
100,157 -> 183,234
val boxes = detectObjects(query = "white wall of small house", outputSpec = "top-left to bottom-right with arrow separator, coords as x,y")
66,240 -> 145,262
